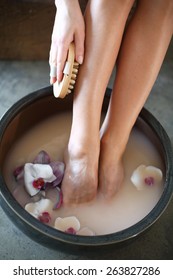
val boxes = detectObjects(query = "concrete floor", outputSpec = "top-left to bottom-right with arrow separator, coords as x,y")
0,40 -> 172,260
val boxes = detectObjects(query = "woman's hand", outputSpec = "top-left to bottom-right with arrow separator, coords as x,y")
49,0 -> 85,84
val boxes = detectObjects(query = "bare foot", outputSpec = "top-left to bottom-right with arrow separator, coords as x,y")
98,138 -> 124,199
61,143 -> 99,206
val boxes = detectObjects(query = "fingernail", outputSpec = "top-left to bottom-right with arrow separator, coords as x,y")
77,55 -> 83,65
50,77 -> 56,85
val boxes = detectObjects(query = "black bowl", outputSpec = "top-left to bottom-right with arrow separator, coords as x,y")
0,86 -> 173,254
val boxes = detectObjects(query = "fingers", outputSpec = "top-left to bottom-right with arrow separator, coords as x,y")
49,46 -> 57,84
49,32 -> 85,84
49,64 -> 57,85
49,41 -> 71,84
74,29 -> 85,65
56,43 -> 69,82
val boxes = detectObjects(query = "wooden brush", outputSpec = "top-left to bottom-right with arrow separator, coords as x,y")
53,43 -> 79,98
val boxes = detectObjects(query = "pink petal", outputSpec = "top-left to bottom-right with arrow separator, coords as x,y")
53,188 -> 63,209
38,211 -> 51,224
49,161 -> 65,187
144,176 -> 154,186
13,165 -> 24,181
65,227 -> 77,235
33,150 -> 51,164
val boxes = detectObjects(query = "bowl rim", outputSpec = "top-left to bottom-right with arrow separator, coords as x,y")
0,86 -> 173,246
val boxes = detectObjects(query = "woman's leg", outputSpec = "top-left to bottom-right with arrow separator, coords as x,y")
61,0 -> 135,205
99,0 -> 173,198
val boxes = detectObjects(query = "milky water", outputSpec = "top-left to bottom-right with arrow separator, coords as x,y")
3,112 -> 164,235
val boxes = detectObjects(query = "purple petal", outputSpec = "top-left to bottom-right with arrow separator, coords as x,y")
49,161 -> 65,187
65,227 -> 77,235
53,188 -> 63,209
13,165 -> 24,181
144,176 -> 155,186
38,211 -> 51,224
33,150 -> 51,164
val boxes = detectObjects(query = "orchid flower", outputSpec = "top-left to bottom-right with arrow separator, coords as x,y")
131,164 -> 163,190
54,216 -> 95,236
25,198 -> 53,224
13,150 -> 65,197
24,163 -> 56,196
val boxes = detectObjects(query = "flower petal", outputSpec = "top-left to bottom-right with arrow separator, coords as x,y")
38,211 -> 51,224
33,150 -> 51,164
53,187 -> 63,209
65,227 -> 77,235
13,165 -> 24,181
24,163 -> 56,196
25,198 -> 53,220
54,216 -> 80,232
49,161 -> 65,187
145,166 -> 163,181
77,227 -> 95,236
131,164 -> 163,190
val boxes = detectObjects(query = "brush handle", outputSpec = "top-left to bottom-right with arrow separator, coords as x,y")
53,43 -> 78,99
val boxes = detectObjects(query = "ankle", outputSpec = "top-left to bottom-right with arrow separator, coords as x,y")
67,136 -> 100,161
100,134 -> 126,162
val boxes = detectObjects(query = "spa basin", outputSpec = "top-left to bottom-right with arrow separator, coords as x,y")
0,86 -> 173,254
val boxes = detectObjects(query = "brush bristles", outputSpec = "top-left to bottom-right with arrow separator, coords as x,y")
67,62 -> 79,95
70,79 -> 75,85
72,68 -> 78,74
71,74 -> 77,79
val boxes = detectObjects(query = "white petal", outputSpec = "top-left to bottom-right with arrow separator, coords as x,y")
31,164 -> 56,182
145,166 -> 163,181
54,216 -> 80,232
130,165 -> 145,190
24,163 -> 40,196
24,163 -> 56,196
131,164 -> 163,190
25,198 -> 53,218
77,227 -> 95,236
